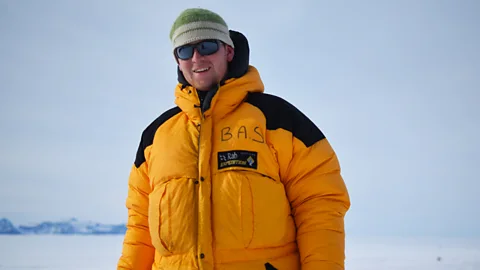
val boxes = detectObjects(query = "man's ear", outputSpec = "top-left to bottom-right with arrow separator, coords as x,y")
226,45 -> 235,62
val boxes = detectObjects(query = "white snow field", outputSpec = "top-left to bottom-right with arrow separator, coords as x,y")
0,235 -> 479,269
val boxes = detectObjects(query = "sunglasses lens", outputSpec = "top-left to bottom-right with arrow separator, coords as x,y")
176,46 -> 194,60
176,40 -> 220,60
197,41 -> 219,55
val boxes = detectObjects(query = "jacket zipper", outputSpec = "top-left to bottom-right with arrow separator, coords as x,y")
196,96 -> 205,265
196,85 -> 218,264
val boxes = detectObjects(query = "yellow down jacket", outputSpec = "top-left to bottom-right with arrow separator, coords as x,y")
118,31 -> 350,270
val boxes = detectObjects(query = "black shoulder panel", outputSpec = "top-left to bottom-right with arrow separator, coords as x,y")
245,93 -> 325,147
134,106 -> 182,168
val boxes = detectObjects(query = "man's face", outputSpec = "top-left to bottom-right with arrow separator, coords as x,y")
176,40 -> 234,91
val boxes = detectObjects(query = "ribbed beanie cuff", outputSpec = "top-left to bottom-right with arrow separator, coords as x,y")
170,8 -> 234,49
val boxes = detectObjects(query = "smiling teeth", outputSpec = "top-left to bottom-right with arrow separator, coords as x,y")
194,67 -> 209,73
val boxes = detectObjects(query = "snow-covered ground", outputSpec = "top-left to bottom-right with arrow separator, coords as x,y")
0,235 -> 479,269
345,236 -> 480,270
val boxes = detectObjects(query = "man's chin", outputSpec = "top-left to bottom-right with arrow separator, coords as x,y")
193,81 -> 217,91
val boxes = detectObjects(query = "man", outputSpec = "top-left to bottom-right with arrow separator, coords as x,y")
117,7 -> 350,270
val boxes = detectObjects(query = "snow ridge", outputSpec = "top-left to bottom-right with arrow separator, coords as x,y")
0,218 -> 126,235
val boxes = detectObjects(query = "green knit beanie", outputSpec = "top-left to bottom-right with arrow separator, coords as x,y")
170,8 -> 234,49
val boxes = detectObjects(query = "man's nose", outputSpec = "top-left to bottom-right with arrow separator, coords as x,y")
191,48 -> 204,62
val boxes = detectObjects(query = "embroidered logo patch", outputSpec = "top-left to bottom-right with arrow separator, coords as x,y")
218,150 -> 258,170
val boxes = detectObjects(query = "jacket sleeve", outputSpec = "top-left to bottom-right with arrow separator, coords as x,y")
117,141 -> 155,269
277,107 -> 351,270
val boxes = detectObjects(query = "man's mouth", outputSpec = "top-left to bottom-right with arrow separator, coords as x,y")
193,67 -> 210,73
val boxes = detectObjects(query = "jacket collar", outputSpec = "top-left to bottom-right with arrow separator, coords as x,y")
175,65 -> 264,123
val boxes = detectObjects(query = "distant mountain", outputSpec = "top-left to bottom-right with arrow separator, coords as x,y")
0,218 -> 21,234
0,218 -> 126,235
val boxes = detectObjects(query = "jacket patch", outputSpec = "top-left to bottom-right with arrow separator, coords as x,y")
218,150 -> 257,170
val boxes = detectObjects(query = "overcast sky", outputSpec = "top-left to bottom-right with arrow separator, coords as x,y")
1,0 -> 479,238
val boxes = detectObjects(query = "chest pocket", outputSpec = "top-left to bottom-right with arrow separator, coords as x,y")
211,124 -> 296,250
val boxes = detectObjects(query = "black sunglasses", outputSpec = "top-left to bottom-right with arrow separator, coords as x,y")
175,40 -> 221,60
